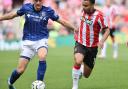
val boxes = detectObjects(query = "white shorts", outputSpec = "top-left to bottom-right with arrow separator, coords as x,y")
20,39 -> 48,60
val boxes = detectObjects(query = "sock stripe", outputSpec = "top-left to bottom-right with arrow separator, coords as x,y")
73,65 -> 81,70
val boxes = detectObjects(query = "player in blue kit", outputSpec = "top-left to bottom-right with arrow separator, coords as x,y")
0,0 -> 75,89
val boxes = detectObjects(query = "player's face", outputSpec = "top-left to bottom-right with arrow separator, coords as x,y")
82,0 -> 94,12
33,0 -> 44,11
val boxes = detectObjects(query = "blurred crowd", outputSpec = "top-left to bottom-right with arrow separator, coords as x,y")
0,0 -> 128,50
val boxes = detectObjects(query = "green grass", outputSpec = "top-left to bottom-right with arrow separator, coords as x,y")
0,44 -> 128,89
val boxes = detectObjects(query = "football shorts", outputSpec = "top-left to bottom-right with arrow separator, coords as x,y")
20,39 -> 48,60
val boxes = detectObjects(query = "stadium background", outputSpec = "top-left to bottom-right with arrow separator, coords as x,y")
0,0 -> 128,50
0,0 -> 128,89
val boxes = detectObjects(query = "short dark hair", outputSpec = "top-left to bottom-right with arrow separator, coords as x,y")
90,0 -> 95,4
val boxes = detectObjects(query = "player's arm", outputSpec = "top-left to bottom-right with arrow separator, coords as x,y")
98,14 -> 110,49
49,7 -> 77,31
98,27 -> 110,49
56,18 -> 76,31
0,11 -> 18,21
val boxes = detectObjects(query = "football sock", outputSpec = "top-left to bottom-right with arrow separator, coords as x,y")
113,43 -> 118,58
9,69 -> 21,85
80,64 -> 84,74
37,61 -> 47,81
72,65 -> 81,89
101,42 -> 107,57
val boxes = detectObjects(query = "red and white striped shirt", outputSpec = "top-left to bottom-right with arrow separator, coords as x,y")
103,5 -> 119,28
75,10 -> 108,47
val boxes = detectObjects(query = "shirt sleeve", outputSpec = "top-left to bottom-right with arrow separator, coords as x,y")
17,4 -> 26,16
49,7 -> 59,21
98,15 -> 108,30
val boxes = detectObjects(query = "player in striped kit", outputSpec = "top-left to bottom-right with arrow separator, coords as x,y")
72,0 -> 110,89
0,0 -> 75,89
98,0 -> 120,59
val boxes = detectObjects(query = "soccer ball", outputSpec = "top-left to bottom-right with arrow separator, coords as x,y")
31,80 -> 45,89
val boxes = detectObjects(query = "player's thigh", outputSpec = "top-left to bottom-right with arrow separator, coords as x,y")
74,53 -> 84,65
36,39 -> 48,60
83,47 -> 98,77
83,63 -> 92,78
74,42 -> 85,65
18,42 -> 35,73
37,48 -> 48,60
20,41 -> 35,60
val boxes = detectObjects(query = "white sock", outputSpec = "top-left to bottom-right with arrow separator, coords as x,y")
80,64 -> 84,74
72,67 -> 81,89
101,42 -> 107,57
113,43 -> 118,58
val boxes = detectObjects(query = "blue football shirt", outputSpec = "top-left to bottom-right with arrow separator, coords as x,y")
17,3 -> 59,41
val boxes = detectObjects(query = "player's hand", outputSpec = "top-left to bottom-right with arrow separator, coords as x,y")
98,40 -> 104,49
74,27 -> 79,33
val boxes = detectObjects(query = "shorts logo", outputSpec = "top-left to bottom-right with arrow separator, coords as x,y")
93,58 -> 96,65
45,42 -> 48,47
74,47 -> 77,52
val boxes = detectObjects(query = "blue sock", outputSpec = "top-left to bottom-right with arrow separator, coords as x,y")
9,70 -> 21,85
37,61 -> 47,81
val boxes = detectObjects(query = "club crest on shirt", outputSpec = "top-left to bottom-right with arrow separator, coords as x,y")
80,16 -> 86,22
41,12 -> 46,17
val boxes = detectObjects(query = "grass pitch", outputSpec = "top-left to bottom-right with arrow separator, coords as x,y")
0,44 -> 128,89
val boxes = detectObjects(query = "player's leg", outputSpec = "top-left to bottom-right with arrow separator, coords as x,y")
37,47 -> 47,81
110,28 -> 118,59
72,42 -> 85,89
8,58 -> 30,84
8,42 -> 35,89
83,47 -> 98,78
8,58 -> 30,89
83,64 -> 92,78
72,53 -> 84,89
36,39 -> 48,81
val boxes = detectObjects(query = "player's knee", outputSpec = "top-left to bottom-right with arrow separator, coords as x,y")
38,48 -> 48,60
74,54 -> 83,65
38,54 -> 47,60
75,60 -> 82,65
75,58 -> 83,65
38,52 -> 47,60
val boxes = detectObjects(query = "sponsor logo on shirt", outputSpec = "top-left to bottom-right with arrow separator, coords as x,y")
26,13 -> 47,22
80,16 -> 93,25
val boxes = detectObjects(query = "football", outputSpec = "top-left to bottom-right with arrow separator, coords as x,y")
31,80 -> 45,89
